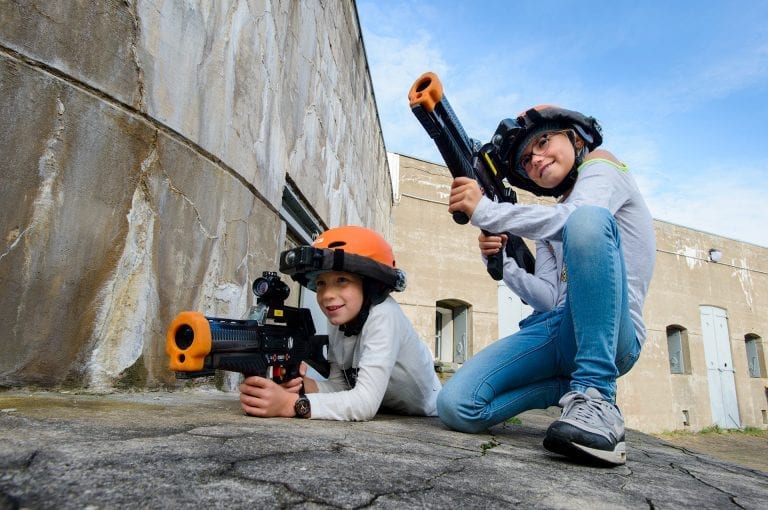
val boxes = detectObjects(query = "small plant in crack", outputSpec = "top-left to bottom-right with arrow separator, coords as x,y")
480,438 -> 500,454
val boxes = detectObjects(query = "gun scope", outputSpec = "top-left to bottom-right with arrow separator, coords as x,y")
252,271 -> 290,304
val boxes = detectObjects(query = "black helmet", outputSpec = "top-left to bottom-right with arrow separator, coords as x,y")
491,105 -> 603,197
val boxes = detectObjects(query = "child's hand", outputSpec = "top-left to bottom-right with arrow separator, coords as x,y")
280,362 -> 319,394
281,376 -> 304,394
479,232 -> 507,257
240,376 -> 297,417
449,177 -> 482,219
302,375 -> 319,394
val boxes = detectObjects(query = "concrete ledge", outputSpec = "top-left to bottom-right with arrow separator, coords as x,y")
1,390 -> 766,508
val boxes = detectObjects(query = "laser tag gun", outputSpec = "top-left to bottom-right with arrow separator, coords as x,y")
166,271 -> 330,383
408,71 -> 535,279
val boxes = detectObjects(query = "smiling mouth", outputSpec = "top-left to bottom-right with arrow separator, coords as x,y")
326,304 -> 344,312
538,162 -> 553,179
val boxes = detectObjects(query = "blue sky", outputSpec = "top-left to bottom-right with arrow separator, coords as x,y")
356,0 -> 768,247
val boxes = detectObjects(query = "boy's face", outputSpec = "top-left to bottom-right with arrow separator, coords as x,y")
314,271 -> 365,326
519,130 -> 577,189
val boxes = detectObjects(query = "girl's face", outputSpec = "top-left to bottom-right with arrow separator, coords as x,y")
519,130 -> 580,189
314,271 -> 364,326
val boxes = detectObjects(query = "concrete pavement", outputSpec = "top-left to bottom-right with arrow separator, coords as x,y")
1,389 -> 766,509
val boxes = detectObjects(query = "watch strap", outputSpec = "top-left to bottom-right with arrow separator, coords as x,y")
294,391 -> 311,419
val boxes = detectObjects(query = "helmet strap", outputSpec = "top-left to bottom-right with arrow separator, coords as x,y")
340,304 -> 369,337
339,279 -> 389,337
282,248 -> 406,292
548,169 -> 578,197
546,132 -> 586,197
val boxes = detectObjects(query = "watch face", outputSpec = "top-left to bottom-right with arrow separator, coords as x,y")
295,396 -> 311,418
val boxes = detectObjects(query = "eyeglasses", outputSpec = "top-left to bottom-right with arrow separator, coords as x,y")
518,130 -> 570,173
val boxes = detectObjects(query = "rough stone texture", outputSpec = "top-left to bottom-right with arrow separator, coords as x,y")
0,390 -> 766,509
0,1 -> 391,389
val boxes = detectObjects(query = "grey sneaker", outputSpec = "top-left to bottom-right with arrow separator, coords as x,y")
543,387 -> 627,465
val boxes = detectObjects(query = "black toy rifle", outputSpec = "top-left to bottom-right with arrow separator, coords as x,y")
408,72 -> 535,279
166,271 -> 330,382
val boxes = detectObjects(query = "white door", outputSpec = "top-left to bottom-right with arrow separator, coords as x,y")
699,306 -> 741,428
497,281 -> 532,338
435,307 -> 453,363
453,307 -> 468,364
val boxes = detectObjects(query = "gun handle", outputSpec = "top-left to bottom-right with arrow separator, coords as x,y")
452,211 -> 470,225
486,252 -> 503,280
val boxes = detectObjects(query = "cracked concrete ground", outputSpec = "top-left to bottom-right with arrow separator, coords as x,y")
0,390 -> 766,509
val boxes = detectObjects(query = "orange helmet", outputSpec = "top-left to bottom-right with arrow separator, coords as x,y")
311,226 -> 396,268
279,226 -> 406,292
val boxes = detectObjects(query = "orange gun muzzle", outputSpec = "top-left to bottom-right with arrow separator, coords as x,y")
165,311 -> 213,372
408,71 -> 444,113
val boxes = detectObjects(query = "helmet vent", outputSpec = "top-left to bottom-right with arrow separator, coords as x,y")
328,241 -> 346,248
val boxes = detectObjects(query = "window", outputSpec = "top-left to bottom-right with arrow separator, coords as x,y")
435,307 -> 450,362
667,325 -> 691,375
280,181 -> 326,331
435,300 -> 471,364
279,182 -> 328,381
745,334 -> 766,378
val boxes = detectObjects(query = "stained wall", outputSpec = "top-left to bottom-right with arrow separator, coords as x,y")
0,1 -> 391,389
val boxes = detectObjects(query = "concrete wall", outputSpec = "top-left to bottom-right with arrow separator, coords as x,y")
623,222 -> 768,432
0,1 -> 391,390
3,0 -> 764,434
391,155 -> 551,378
391,153 -> 768,433
392,155 -> 492,358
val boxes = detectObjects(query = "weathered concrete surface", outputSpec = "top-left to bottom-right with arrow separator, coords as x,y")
1,390 -> 766,509
0,1 -> 391,390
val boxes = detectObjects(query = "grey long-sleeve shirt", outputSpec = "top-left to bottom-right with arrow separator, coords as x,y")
471,158 -> 656,345
308,296 -> 442,420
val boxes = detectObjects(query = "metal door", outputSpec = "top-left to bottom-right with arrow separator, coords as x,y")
453,306 -> 468,364
700,306 -> 741,428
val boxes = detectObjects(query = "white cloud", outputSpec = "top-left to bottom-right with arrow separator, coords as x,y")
642,164 -> 768,247
357,0 -> 768,247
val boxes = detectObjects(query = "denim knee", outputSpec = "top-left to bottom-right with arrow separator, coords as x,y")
436,383 -> 488,434
563,206 -> 615,251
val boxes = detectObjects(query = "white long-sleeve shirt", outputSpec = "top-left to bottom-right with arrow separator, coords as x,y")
471,158 -> 656,345
307,296 -> 442,420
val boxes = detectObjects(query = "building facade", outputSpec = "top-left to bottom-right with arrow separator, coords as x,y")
391,153 -> 768,434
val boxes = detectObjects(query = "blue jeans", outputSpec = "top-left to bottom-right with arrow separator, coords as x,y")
437,206 -> 641,433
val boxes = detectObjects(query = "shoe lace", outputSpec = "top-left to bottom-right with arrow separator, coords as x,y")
560,391 -> 615,426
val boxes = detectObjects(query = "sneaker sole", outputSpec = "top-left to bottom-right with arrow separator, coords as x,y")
543,435 -> 627,466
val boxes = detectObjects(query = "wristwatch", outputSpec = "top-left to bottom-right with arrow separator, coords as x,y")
294,394 -> 311,418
